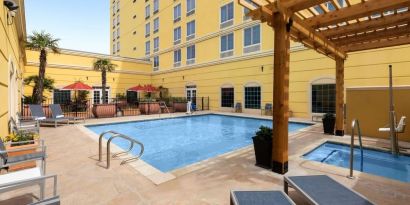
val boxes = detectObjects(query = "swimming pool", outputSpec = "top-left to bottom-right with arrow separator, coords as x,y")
87,114 -> 311,172
303,142 -> 410,182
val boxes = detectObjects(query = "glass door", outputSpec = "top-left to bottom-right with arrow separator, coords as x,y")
93,88 -> 110,104
186,86 -> 197,109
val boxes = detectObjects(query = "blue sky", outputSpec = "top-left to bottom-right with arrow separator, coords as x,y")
25,0 -> 109,54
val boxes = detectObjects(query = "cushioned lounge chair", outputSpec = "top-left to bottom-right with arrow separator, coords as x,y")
284,175 -> 374,205
28,105 -> 69,128
0,139 -> 46,174
49,104 -> 85,124
230,190 -> 295,205
9,116 -> 40,134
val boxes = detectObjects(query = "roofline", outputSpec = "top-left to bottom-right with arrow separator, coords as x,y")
56,48 -> 151,64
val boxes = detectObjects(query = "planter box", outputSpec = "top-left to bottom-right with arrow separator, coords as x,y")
252,137 -> 272,169
139,102 -> 160,115
92,104 -> 116,118
6,142 -> 38,172
173,102 -> 187,112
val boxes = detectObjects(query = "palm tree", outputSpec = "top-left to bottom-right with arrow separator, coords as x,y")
25,31 -> 60,104
93,59 -> 116,104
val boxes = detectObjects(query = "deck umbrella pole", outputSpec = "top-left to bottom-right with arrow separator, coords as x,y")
335,57 -> 345,136
389,65 -> 399,156
271,12 -> 290,175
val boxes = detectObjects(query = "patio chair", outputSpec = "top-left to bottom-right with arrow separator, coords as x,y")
261,103 -> 273,116
0,170 -> 58,204
0,139 -> 46,174
235,103 -> 242,113
28,105 -> 69,128
49,104 -> 85,124
230,190 -> 295,205
9,116 -> 40,134
284,175 -> 374,205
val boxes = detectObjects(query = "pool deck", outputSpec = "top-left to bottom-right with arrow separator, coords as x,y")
1,111 -> 409,204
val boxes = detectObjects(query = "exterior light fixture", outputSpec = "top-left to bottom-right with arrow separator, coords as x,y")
4,0 -> 19,25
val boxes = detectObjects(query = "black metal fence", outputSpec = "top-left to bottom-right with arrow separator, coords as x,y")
21,97 -> 210,119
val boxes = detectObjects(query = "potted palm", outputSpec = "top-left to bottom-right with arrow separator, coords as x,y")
252,126 -> 273,169
322,113 -> 336,135
3,131 -> 40,171
92,59 -> 117,118
25,31 -> 60,104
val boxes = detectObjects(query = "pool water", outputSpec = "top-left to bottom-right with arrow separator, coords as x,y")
87,114 -> 311,172
303,142 -> 410,182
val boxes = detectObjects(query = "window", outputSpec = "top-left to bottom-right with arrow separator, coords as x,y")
112,2 -> 116,15
153,0 -> 159,14
220,33 -> 234,58
113,18 -> 116,28
174,49 -> 181,67
153,17 -> 159,33
187,45 -> 195,64
113,43 -> 116,54
221,88 -> 234,108
117,41 -> 120,52
153,56 -> 159,70
220,2 -> 234,28
244,25 -> 261,53
174,27 -> 181,44
145,22 -> 150,37
145,41 -> 150,55
113,31 -> 116,41
245,86 -> 261,109
187,20 -> 195,40
174,4 -> 181,22
187,0 -> 195,16
154,37 -> 159,52
117,15 -> 120,25
53,90 -> 71,105
116,0 -> 120,11
312,84 -> 336,114
116,28 -> 120,39
145,5 -> 150,19
243,0 -> 256,21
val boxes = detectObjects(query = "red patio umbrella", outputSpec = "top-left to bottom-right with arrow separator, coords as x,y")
127,84 -> 145,92
62,81 -> 93,117
143,84 -> 158,93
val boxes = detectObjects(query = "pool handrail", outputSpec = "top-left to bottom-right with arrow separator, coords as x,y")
98,131 -> 144,169
348,119 -> 364,179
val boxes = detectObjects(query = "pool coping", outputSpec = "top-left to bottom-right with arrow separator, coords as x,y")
79,111 -> 316,185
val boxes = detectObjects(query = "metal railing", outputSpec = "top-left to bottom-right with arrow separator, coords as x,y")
98,131 -> 144,169
347,119 -> 364,179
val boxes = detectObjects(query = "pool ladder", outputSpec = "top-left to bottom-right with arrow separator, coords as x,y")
347,119 -> 364,179
98,131 -> 144,169
159,101 -> 171,117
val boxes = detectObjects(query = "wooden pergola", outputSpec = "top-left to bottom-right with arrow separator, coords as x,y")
238,0 -> 410,174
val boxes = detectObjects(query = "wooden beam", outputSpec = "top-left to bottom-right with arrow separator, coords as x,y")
335,56 -> 345,136
334,25 -> 410,46
272,12 -> 290,175
305,0 -> 410,28
321,11 -> 410,38
280,0 -> 331,12
343,35 -> 410,52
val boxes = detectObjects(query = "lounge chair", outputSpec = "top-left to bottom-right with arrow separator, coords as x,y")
261,103 -> 273,116
0,139 -> 46,174
230,190 -> 295,205
284,175 -> 374,205
0,169 -> 58,204
28,105 -> 69,128
235,103 -> 242,113
9,116 -> 40,134
49,104 -> 85,124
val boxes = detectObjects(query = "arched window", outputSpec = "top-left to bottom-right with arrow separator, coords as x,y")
311,78 -> 336,114
244,82 -> 261,109
221,84 -> 234,108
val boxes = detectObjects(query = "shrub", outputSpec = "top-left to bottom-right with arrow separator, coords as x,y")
254,126 -> 273,141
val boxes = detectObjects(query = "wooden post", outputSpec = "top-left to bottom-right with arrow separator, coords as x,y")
272,12 -> 290,174
335,56 -> 345,136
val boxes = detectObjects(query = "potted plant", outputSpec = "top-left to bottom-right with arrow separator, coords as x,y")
3,131 -> 40,171
252,126 -> 273,169
92,59 -> 117,118
322,113 -> 336,135
172,97 -> 188,112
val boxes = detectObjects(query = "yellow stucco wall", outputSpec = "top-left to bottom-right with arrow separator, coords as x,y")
346,87 -> 410,142
0,0 -> 26,137
24,50 -> 153,99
